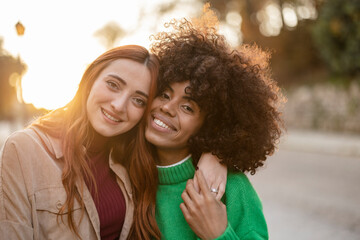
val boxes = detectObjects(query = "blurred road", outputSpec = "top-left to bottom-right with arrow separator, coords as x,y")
250,130 -> 360,240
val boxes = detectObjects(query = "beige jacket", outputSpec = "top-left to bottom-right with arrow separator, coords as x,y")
0,128 -> 134,239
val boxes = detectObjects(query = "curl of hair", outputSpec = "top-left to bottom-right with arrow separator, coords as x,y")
32,45 -> 161,239
151,17 -> 285,174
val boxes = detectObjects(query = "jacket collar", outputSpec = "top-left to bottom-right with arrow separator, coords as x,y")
30,126 -> 64,159
30,126 -> 132,195
109,150 -> 133,196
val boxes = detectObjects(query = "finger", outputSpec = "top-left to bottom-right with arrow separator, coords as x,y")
180,202 -> 191,221
209,183 -> 218,197
185,179 -> 200,200
182,190 -> 199,217
192,172 -> 200,193
181,189 -> 193,208
216,181 -> 226,201
195,170 -> 212,197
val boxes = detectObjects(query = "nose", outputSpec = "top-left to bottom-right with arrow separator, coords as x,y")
160,100 -> 176,117
111,93 -> 128,114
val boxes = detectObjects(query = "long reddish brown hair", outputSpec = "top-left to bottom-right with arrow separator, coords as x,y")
32,45 -> 161,239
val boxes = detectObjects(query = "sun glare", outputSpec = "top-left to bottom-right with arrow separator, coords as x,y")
1,0 -> 146,110
1,0 -> 241,110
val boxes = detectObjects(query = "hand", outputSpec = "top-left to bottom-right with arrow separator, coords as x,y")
180,170 -> 228,240
195,153 -> 227,200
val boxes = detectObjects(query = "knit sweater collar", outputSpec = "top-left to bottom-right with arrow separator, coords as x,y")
157,156 -> 195,185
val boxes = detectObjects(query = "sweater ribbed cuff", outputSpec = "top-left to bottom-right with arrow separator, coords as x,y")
214,223 -> 238,240
195,223 -> 238,240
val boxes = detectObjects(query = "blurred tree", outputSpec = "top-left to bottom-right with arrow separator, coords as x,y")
94,22 -> 125,50
208,0 -> 326,87
155,0 -> 326,87
0,38 -> 27,120
312,0 -> 360,78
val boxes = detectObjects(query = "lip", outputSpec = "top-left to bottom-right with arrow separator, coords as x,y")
150,113 -> 177,132
101,108 -> 123,124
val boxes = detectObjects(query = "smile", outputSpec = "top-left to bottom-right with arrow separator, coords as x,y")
154,118 -> 172,129
102,108 -> 121,122
152,116 -> 177,131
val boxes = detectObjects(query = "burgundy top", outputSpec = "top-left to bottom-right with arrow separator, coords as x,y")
85,149 -> 126,240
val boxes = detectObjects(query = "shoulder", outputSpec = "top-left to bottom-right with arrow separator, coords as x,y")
225,172 -> 262,206
2,128 -> 44,151
0,127 -> 57,163
2,129 -> 37,150
224,172 -> 268,239
226,172 -> 255,193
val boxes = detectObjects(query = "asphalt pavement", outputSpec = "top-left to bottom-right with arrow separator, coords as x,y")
249,129 -> 360,240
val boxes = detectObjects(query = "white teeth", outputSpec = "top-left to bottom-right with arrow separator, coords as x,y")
154,118 -> 171,129
102,109 -> 120,122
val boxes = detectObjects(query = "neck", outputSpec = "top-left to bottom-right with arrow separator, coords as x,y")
156,147 -> 190,166
87,127 -> 110,156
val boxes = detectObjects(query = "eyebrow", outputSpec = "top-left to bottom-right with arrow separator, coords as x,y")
167,85 -> 174,93
136,91 -> 149,98
108,74 -> 149,98
183,95 -> 195,102
108,74 -> 126,85
166,85 -> 194,102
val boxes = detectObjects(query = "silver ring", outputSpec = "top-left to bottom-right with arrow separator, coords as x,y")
210,188 -> 219,194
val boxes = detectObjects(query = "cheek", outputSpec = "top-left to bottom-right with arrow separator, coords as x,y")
150,99 -> 161,111
128,106 -> 145,123
185,117 -> 204,138
88,81 -> 109,103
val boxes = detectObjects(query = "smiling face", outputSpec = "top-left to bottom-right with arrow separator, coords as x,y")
86,58 -> 151,137
145,81 -> 206,159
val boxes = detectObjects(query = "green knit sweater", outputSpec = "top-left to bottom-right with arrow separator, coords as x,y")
156,157 -> 268,240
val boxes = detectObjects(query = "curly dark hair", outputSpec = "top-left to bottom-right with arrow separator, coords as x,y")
151,14 -> 285,174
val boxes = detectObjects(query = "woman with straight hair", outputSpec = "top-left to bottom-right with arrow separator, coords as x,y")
0,45 -> 161,239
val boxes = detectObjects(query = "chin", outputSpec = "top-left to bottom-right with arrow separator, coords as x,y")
145,132 -> 161,146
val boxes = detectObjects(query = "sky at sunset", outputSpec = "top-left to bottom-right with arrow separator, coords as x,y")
0,0 -> 200,109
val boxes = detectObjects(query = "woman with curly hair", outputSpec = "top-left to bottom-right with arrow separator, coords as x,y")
145,8 -> 284,240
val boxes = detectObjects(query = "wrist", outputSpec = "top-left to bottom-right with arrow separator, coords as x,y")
203,220 -> 228,240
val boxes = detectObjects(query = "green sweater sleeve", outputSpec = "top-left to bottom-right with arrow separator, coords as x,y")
195,222 -> 266,240
215,222 -> 266,240
214,223 -> 239,240
220,173 -> 268,240
195,223 -> 238,240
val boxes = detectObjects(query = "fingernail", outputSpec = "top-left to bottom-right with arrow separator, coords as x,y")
195,166 -> 199,171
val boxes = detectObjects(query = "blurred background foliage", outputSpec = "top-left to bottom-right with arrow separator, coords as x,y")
312,0 -> 360,77
0,39 -> 24,120
1,0 -> 359,133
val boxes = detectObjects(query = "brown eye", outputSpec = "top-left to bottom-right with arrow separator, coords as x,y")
133,98 -> 146,107
106,80 -> 119,90
182,105 -> 194,113
160,92 -> 170,100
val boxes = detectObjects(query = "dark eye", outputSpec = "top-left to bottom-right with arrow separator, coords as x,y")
106,80 -> 119,90
160,92 -> 170,100
183,105 -> 194,113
